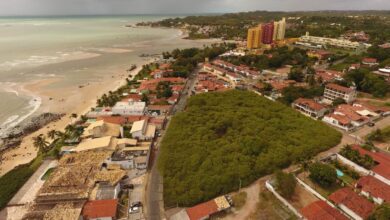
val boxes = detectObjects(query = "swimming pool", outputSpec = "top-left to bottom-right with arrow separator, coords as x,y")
336,169 -> 344,177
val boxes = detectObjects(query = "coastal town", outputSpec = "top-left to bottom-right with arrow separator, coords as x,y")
0,9 -> 390,220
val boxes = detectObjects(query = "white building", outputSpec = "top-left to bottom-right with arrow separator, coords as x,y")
112,101 -> 146,116
130,120 -> 156,141
323,83 -> 357,103
299,32 -> 370,50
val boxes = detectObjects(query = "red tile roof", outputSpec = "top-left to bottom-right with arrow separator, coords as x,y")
325,83 -> 354,93
186,200 -> 219,220
329,188 -> 374,219
122,94 -> 142,102
328,113 -> 351,125
335,104 -> 367,122
82,199 -> 118,219
294,98 -> 326,111
351,145 -> 390,180
316,70 -> 343,82
362,58 -> 378,64
301,201 -> 348,220
97,116 -> 128,125
356,175 -> 390,202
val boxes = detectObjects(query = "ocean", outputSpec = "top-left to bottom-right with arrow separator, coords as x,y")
0,15 -> 214,137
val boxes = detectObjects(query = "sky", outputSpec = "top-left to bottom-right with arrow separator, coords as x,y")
0,0 -> 389,16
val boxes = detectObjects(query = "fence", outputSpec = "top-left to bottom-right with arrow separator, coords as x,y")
265,180 -> 304,219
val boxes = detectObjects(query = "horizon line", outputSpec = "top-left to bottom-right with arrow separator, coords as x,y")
0,9 -> 389,18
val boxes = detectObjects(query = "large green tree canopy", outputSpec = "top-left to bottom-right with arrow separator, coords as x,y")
158,90 -> 341,206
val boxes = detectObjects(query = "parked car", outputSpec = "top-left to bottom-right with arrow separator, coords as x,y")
129,206 -> 140,214
368,122 -> 375,127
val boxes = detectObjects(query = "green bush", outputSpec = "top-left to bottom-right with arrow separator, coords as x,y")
309,162 -> 337,188
159,90 -> 341,206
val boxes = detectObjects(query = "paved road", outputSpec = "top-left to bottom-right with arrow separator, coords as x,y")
145,66 -> 200,220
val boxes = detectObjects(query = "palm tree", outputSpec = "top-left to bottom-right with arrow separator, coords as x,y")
65,124 -> 76,135
47,130 -> 57,140
33,134 -> 50,152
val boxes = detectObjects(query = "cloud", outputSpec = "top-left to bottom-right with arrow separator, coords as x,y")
0,0 -> 389,16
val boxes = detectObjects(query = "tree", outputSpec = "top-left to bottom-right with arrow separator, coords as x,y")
275,171 -> 296,199
288,68 -> 304,82
309,162 -> 337,187
369,203 -> 390,220
141,93 -> 149,104
332,98 -> 346,107
47,130 -> 57,140
33,135 -> 50,153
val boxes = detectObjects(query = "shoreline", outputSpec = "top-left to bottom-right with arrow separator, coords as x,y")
0,58 -> 152,176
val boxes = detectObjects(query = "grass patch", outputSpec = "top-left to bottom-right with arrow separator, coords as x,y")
0,152 -> 43,209
249,190 -> 297,220
232,191 -> 247,210
159,90 -> 341,207
41,168 -> 55,181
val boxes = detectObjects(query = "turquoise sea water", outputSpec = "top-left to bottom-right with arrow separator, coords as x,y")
0,15 -> 212,137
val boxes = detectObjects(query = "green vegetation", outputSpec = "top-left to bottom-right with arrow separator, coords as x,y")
344,68 -> 389,98
339,145 -> 376,169
41,168 -> 55,180
309,162 -> 337,188
0,152 -> 43,210
222,46 -> 315,70
367,127 -> 390,143
369,203 -> 390,220
159,90 -> 341,206
275,171 -> 296,199
279,86 -> 324,105
232,191 -> 247,210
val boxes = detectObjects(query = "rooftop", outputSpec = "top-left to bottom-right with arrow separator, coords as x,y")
301,201 -> 348,220
329,187 -> 374,219
131,120 -> 147,133
356,175 -> 390,202
294,98 -> 326,111
351,145 -> 390,180
325,83 -> 354,93
72,136 -> 116,152
82,199 -> 118,219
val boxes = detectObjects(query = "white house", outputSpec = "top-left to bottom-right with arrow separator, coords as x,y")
112,101 -> 146,116
130,120 -> 156,141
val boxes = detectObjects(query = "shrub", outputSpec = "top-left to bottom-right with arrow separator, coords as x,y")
309,162 -> 337,188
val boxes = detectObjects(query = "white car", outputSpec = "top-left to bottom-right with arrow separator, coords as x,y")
129,206 -> 140,214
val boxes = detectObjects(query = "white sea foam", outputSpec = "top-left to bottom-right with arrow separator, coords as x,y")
0,86 -> 42,137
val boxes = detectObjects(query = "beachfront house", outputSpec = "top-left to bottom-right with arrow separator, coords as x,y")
111,101 -> 146,116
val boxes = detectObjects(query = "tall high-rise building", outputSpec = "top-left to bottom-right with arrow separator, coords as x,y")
273,17 -> 286,41
247,26 -> 262,49
261,23 -> 274,44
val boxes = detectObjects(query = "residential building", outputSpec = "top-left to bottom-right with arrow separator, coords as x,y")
329,187 -> 374,220
130,120 -> 156,141
83,121 -> 121,138
362,58 -> 379,66
293,98 -> 327,119
247,26 -> 262,49
262,22 -> 274,44
82,199 -> 118,220
323,83 -> 357,103
356,176 -> 390,205
273,17 -> 286,41
170,196 -> 231,220
379,42 -> 390,49
316,70 -> 344,82
112,101 -> 146,116
72,136 -> 117,152
322,104 -> 370,131
351,145 -> 390,185
307,50 -> 332,60
301,201 -> 348,220
299,32 -> 369,50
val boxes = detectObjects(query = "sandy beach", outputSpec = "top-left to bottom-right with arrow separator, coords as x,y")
0,60 -> 150,176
